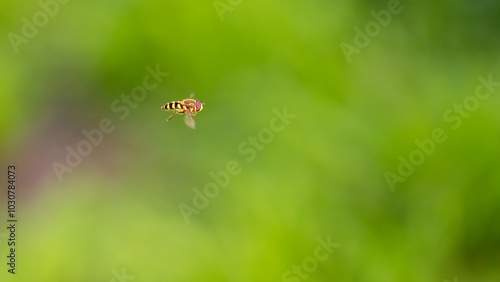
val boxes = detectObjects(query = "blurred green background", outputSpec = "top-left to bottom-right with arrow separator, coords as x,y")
1,0 -> 500,281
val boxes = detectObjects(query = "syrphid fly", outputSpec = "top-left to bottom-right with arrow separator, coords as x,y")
161,93 -> 205,129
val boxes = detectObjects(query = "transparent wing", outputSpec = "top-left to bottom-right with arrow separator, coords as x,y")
184,112 -> 196,129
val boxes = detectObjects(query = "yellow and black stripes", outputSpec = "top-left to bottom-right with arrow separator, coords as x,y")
162,101 -> 185,112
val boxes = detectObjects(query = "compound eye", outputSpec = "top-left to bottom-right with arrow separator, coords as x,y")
195,101 -> 202,111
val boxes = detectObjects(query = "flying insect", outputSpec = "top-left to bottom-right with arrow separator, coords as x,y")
161,93 -> 205,129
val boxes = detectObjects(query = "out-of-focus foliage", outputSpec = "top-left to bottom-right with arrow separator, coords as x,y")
1,0 -> 500,281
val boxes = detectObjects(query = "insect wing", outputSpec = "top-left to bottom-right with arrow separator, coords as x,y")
184,112 -> 196,129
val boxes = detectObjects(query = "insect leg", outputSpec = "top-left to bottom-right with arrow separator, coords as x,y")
166,111 -> 178,121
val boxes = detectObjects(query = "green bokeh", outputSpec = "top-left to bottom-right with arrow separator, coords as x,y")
1,1 -> 500,281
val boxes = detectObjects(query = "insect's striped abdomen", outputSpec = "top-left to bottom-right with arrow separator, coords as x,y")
162,101 -> 185,111
161,102 -> 171,110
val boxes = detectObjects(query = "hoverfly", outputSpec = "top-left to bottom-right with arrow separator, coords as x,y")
161,93 -> 205,129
